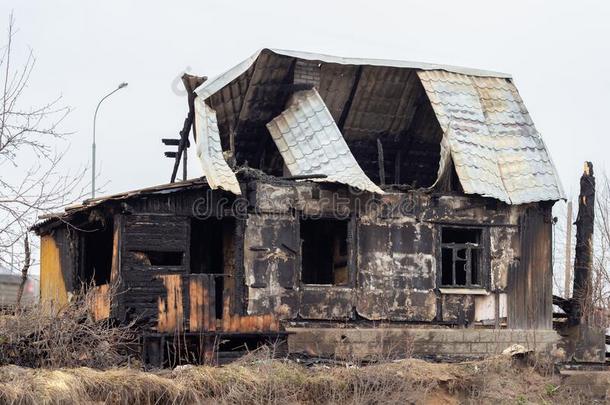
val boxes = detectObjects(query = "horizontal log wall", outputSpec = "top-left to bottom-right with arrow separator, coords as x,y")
43,179 -> 554,333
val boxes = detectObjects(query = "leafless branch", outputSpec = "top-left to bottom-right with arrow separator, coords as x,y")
588,172 -> 610,326
15,233 -> 30,306
0,13 -> 90,273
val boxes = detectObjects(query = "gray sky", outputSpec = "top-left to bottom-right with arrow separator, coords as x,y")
2,0 -> 609,202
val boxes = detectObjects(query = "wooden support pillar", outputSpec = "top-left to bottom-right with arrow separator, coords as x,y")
394,150 -> 401,185
564,200 -> 573,298
170,74 -> 206,183
377,138 -> 385,186
572,161 -> 595,325
182,144 -> 187,181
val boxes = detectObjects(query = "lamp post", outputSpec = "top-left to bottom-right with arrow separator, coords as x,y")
92,82 -> 128,198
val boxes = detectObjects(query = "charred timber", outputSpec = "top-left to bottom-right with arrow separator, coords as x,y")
280,174 -> 328,181
170,74 -> 207,183
571,161 -> 595,325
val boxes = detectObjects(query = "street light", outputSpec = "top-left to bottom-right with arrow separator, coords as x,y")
92,82 -> 128,198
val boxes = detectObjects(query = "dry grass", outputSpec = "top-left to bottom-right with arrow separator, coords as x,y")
0,295 -> 604,403
0,287 -> 136,369
0,350 -> 603,405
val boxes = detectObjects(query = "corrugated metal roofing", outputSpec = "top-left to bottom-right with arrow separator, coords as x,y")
206,50 -> 295,166
195,48 -> 511,100
266,89 -> 384,194
342,67 -> 419,140
194,98 -> 241,194
418,71 -> 564,204
192,50 -> 565,204
31,178 -> 213,232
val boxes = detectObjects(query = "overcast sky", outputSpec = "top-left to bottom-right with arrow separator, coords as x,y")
2,0 -> 609,203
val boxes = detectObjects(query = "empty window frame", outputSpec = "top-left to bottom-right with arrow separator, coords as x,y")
300,218 -> 349,286
441,227 -> 485,288
129,250 -> 184,266
81,223 -> 114,285
190,218 -> 235,275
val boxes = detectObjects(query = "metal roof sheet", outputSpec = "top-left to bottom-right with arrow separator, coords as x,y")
342,66 -> 420,140
31,178 -> 213,232
266,89 -> 384,194
418,71 -> 564,204
195,48 -> 511,100
194,98 -> 241,194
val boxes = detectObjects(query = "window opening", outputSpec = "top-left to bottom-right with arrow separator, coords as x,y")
129,250 -> 183,266
82,222 -> 113,285
441,227 -> 483,288
300,218 -> 349,286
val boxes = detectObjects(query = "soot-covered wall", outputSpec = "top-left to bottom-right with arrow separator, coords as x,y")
37,179 -> 552,331
244,180 -> 552,327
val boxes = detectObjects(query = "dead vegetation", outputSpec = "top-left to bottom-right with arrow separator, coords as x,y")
0,294 -> 604,403
0,287 -> 136,369
0,346 -> 604,405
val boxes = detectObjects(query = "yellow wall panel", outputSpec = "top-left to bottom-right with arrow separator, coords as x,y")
40,235 -> 68,306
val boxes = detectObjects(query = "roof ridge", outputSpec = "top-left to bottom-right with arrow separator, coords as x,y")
195,48 -> 512,100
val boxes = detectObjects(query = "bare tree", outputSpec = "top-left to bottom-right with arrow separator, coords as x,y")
553,171 -> 610,327
0,13 -> 88,295
591,173 -> 610,326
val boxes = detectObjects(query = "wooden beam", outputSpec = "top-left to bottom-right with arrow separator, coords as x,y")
170,113 -> 193,183
564,200 -> 573,298
394,150 -> 401,185
336,65 -> 362,132
181,73 -> 207,141
377,138 -> 385,186
182,144 -> 187,181
170,74 -> 207,183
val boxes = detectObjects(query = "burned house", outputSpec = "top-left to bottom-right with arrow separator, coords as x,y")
33,49 -> 565,363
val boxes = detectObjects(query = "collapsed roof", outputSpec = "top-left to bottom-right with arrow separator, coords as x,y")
193,48 -> 564,204
266,89 -> 384,194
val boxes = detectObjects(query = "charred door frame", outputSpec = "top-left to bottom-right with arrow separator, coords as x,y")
189,215 -> 239,322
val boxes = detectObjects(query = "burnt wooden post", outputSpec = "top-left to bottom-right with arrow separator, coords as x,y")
376,138 -> 385,185
170,74 -> 207,183
564,200 -> 573,298
170,113 -> 193,183
572,161 -> 595,325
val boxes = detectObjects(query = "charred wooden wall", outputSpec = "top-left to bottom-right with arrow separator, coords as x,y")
507,204 -> 554,329
39,227 -> 78,305
37,179 -> 554,331
118,214 -> 190,326
244,180 -> 554,329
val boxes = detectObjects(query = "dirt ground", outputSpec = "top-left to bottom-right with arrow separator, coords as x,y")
0,352 -> 608,404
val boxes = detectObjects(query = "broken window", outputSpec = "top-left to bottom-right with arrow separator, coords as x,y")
81,221 -> 114,286
441,227 -> 484,288
300,218 -> 349,285
129,251 -> 183,266
190,218 -> 235,275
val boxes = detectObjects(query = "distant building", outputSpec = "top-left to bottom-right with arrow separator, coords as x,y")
0,264 -> 38,306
